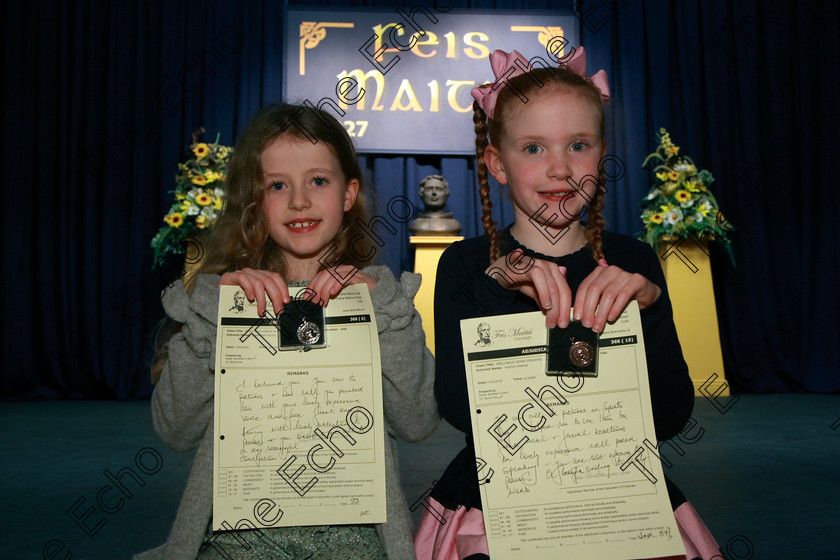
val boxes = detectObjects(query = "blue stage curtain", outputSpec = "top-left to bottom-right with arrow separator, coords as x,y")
2,0 -> 837,399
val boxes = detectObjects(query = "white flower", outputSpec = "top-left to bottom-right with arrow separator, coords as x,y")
680,198 -> 694,208
200,206 -> 217,220
186,204 -> 200,216
214,187 -> 225,198
188,188 -> 202,199
646,189 -> 660,200
694,212 -> 706,222
664,207 -> 683,226
674,162 -> 697,174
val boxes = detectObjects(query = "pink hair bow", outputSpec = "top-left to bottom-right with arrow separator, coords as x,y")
471,46 -> 610,119
561,46 -> 610,100
471,50 -> 532,119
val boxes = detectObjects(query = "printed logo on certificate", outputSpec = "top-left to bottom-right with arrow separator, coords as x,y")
212,284 -> 386,531
460,302 -> 686,559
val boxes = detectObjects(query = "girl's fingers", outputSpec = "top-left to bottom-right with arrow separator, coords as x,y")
234,273 -> 261,312
605,289 -> 633,326
573,265 -> 600,322
302,275 -> 327,306
483,256 -> 574,327
576,267 -> 658,332
527,265 -> 551,309
529,264 -> 562,327
307,266 -> 360,307
303,273 -> 324,305
640,282 -> 662,310
549,264 -> 571,328
219,269 -> 289,316
485,255 -> 663,332
244,269 -> 279,316
517,284 -> 539,304
539,263 -> 562,327
577,266 -> 615,329
316,276 -> 341,307
251,280 -> 268,316
349,270 -> 378,292
590,277 -> 626,332
276,275 -> 291,306
263,273 -> 290,315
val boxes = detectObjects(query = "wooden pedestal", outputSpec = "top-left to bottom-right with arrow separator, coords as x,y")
659,240 -> 730,396
410,235 -> 463,355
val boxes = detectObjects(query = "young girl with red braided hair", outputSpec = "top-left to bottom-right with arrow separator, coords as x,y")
414,48 -> 721,560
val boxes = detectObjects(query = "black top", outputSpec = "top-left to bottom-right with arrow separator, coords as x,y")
431,226 -> 694,510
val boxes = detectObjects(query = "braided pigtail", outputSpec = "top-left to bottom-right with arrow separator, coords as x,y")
584,182 -> 606,261
474,101 -> 500,263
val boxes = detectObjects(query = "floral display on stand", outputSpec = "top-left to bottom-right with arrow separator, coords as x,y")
639,128 -> 735,265
151,129 -> 232,268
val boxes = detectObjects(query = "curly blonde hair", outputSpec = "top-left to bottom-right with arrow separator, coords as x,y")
194,103 -> 373,280
153,103 -> 374,383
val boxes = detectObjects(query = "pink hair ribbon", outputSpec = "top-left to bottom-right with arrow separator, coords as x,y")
471,46 -> 610,119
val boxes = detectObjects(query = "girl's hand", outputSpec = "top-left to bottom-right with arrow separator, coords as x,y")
219,268 -> 290,316
485,249 -> 571,328
574,261 -> 662,333
305,265 -> 378,306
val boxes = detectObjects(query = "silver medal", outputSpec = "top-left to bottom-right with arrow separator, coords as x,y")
296,317 -> 321,345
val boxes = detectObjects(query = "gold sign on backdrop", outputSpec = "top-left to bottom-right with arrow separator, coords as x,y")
299,22 -> 355,75
285,9 -> 581,153
511,26 -> 567,49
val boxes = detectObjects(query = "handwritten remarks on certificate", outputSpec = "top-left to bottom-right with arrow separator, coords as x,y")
461,303 -> 684,559
213,285 -> 385,530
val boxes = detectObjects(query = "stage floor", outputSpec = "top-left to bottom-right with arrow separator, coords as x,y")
2,393 -> 838,559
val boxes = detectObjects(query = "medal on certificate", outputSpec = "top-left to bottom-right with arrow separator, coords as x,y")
296,316 -> 321,345
546,319 -> 600,376
279,299 -> 326,350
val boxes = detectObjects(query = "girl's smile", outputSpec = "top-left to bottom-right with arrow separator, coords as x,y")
285,218 -> 321,232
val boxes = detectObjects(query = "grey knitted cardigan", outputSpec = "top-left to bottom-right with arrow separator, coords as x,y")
134,266 -> 439,560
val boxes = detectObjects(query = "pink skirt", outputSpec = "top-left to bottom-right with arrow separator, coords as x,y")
414,497 -> 720,560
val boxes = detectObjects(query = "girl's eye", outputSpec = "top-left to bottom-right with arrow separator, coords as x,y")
571,142 -> 587,152
312,176 -> 328,187
525,145 -> 542,154
270,182 -> 286,191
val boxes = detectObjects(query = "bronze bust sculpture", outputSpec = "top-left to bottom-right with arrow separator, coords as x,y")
408,175 -> 463,235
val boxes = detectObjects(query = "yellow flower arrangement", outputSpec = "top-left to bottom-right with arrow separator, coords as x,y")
151,128 -> 233,268
639,128 -> 734,265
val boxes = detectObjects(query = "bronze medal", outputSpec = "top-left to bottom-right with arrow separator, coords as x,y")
569,339 -> 594,368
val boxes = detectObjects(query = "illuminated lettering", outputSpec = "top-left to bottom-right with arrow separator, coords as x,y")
443,31 -> 456,58
463,32 -> 490,59
445,80 -> 475,112
372,23 -> 404,62
336,69 -> 385,111
390,79 -> 423,111
411,31 -> 439,58
427,79 -> 440,112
